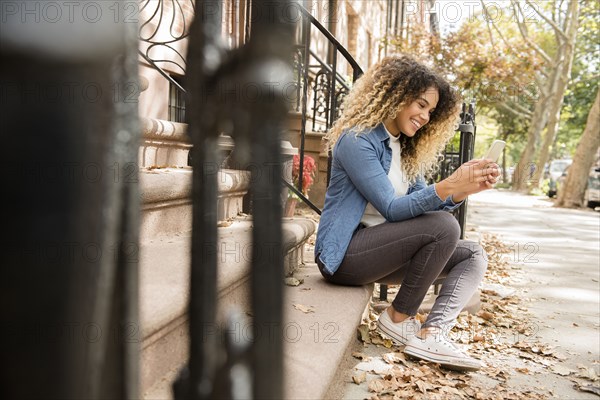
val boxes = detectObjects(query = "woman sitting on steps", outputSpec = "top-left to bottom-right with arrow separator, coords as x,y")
314,55 -> 499,371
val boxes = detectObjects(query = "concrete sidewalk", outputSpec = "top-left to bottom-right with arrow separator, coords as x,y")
466,190 -> 600,397
341,189 -> 599,399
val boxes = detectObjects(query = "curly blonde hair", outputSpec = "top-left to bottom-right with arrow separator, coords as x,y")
326,55 -> 460,181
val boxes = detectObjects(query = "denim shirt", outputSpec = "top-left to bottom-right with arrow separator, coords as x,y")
315,123 -> 462,275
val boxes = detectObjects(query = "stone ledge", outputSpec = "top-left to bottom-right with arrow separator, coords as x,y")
282,217 -> 317,275
286,111 -> 328,134
140,221 -> 252,340
141,117 -> 189,142
139,117 -> 236,168
140,168 -> 251,205
142,261 -> 371,400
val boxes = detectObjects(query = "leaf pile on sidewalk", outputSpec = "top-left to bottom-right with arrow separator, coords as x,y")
353,233 -> 599,400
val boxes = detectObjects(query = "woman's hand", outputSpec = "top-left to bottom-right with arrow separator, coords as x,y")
465,161 -> 500,195
435,159 -> 500,200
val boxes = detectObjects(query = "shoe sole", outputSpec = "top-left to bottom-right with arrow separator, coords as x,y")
376,320 -> 412,346
404,345 -> 481,372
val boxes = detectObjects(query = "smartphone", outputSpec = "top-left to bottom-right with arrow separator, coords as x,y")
484,140 -> 506,162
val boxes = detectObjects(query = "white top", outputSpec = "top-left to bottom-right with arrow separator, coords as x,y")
360,127 -> 409,227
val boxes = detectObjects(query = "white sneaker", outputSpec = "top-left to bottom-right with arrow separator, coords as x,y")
404,332 -> 483,371
376,310 -> 421,345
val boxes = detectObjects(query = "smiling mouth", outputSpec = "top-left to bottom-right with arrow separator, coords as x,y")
411,119 -> 421,130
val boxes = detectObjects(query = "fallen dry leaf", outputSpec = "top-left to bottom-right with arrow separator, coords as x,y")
352,371 -> 367,384
382,352 -> 408,366
477,310 -> 495,321
370,334 -> 394,348
473,333 -> 485,342
415,379 -> 434,394
284,277 -> 302,286
368,378 -> 387,393
354,358 -> 394,375
415,313 -> 427,324
576,367 -> 599,381
292,303 -> 314,314
550,364 -> 573,376
357,324 -> 370,343
573,383 -> 600,396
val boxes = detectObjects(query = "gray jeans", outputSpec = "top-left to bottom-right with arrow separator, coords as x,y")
317,211 -> 488,329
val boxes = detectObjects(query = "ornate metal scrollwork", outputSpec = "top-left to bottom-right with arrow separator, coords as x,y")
139,0 -> 195,75
291,48 -> 304,112
334,86 -> 348,121
311,68 -> 331,132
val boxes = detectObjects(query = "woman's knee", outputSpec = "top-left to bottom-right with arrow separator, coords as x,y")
429,212 -> 461,242
470,242 -> 489,275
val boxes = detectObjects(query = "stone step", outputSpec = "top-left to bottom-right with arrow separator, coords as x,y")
140,216 -> 317,398
139,168 -> 250,242
283,264 -> 373,400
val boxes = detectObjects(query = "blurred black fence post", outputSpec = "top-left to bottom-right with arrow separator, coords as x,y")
456,102 -> 477,239
178,0 -> 294,399
1,2 -> 141,398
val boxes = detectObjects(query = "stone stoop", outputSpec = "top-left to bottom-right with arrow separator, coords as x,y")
140,216 -> 317,398
139,114 -> 320,398
139,163 -> 253,397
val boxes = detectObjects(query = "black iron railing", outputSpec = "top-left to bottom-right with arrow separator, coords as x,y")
447,102 -> 477,234
286,4 -> 364,214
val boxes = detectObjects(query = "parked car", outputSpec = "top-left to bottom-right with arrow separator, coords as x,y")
556,165 -> 600,209
546,159 -> 572,197
584,167 -> 600,209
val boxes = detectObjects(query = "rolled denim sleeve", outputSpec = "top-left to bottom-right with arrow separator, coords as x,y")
440,194 -> 463,211
411,176 -> 464,211
336,134 -> 446,222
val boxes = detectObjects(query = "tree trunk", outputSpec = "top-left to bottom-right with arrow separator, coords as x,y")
512,92 -> 549,191
556,88 -> 600,208
531,1 -> 579,189
511,0 -> 580,193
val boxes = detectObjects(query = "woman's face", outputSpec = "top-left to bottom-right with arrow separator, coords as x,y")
387,86 -> 439,138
